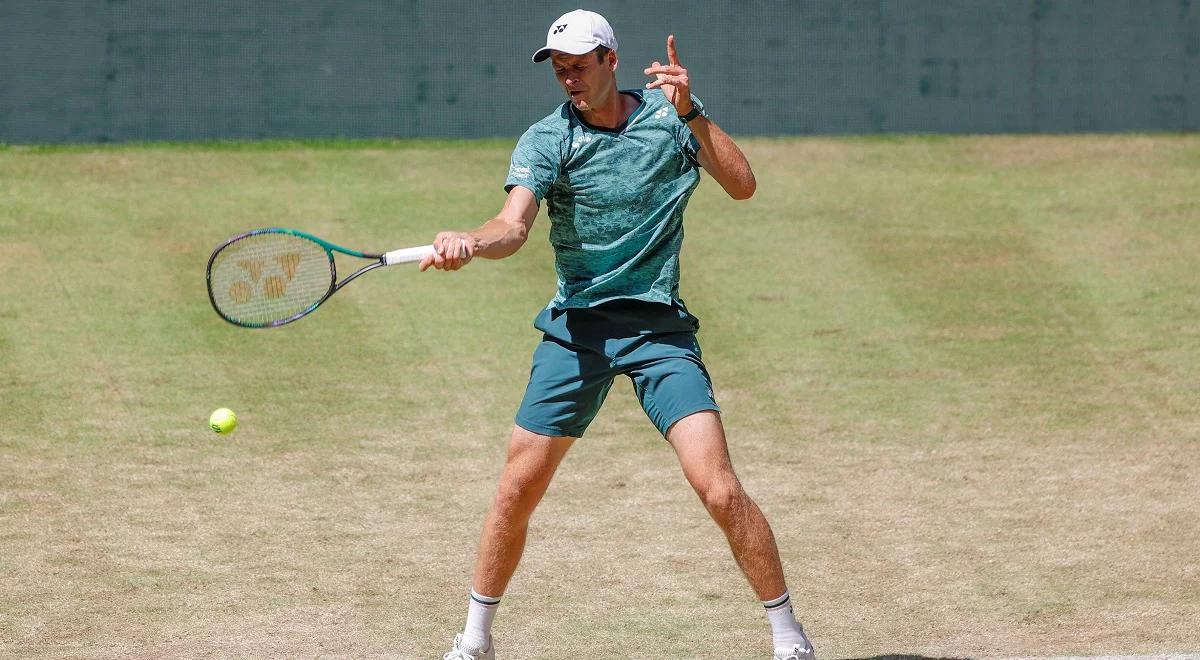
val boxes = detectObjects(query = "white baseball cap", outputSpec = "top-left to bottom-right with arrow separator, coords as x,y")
531,9 -> 617,63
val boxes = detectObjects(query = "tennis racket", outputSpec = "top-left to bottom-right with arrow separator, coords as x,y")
206,228 -> 435,328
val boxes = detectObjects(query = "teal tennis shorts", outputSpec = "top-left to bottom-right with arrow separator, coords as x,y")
514,299 -> 720,438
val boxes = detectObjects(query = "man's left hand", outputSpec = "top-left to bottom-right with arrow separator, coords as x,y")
644,35 -> 693,116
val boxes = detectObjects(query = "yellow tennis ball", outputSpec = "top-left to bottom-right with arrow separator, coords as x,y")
209,408 -> 237,435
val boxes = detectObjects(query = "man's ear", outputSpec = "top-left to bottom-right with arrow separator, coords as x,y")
609,51 -> 619,73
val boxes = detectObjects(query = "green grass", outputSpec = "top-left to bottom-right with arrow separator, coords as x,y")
1,135 -> 1198,658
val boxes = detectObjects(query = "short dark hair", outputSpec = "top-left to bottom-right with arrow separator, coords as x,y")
594,46 -> 611,61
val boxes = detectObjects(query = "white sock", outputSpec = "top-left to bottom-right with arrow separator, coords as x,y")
763,589 -> 809,650
461,589 -> 500,651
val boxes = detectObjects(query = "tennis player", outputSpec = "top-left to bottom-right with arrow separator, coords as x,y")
422,10 -> 816,660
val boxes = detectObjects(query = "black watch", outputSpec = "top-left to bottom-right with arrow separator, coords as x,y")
678,106 -> 703,123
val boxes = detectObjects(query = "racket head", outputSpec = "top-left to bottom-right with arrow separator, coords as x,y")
206,228 -> 336,328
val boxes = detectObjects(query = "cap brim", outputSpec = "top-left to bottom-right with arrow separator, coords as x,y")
531,41 -> 601,63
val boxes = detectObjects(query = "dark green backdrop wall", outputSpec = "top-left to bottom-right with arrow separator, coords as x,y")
2,1 -> 1197,143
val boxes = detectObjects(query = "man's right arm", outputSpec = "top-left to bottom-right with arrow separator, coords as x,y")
419,185 -> 541,272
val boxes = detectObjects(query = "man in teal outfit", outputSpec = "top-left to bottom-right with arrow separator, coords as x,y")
425,10 -> 816,660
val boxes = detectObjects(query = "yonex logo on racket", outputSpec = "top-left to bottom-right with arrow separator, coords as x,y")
229,253 -> 302,303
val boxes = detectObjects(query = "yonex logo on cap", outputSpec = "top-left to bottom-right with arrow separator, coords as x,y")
553,24 -> 567,34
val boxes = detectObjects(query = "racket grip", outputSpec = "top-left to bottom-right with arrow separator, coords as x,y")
382,245 -> 436,266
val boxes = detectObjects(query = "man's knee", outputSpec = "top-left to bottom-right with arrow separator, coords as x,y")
493,467 -> 553,517
698,477 -> 748,522
492,432 -> 565,517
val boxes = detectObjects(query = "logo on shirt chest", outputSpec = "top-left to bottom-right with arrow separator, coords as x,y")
571,134 -> 595,150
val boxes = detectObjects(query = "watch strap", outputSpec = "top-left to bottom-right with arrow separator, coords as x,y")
678,106 -> 703,123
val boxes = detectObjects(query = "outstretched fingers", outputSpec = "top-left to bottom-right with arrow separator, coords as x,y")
643,63 -> 686,77
644,60 -> 687,90
646,75 -> 688,91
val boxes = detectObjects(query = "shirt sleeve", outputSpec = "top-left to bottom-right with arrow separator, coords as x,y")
675,94 -> 706,169
504,122 -> 562,202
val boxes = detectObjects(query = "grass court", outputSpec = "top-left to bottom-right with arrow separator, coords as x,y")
1,135 -> 1198,658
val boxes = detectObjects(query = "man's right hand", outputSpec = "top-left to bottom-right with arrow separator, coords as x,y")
419,231 -> 477,272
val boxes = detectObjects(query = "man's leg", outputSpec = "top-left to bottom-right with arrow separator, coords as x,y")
666,410 -> 814,658
665,410 -> 784,599
473,424 -> 575,595
449,424 -> 575,657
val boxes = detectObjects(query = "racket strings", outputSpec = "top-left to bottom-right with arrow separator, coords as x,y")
208,233 -> 333,326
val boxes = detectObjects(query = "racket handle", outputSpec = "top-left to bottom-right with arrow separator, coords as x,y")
382,245 -> 436,266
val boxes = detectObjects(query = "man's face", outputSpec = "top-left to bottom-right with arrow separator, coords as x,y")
550,50 -> 616,114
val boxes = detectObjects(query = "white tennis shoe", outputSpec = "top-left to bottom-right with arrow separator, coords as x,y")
773,640 -> 817,660
443,633 -> 495,660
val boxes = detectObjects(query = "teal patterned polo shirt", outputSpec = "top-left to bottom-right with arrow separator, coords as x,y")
505,88 -> 705,310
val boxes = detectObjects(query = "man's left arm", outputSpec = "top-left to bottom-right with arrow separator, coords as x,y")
684,111 -> 756,200
645,35 -> 756,200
